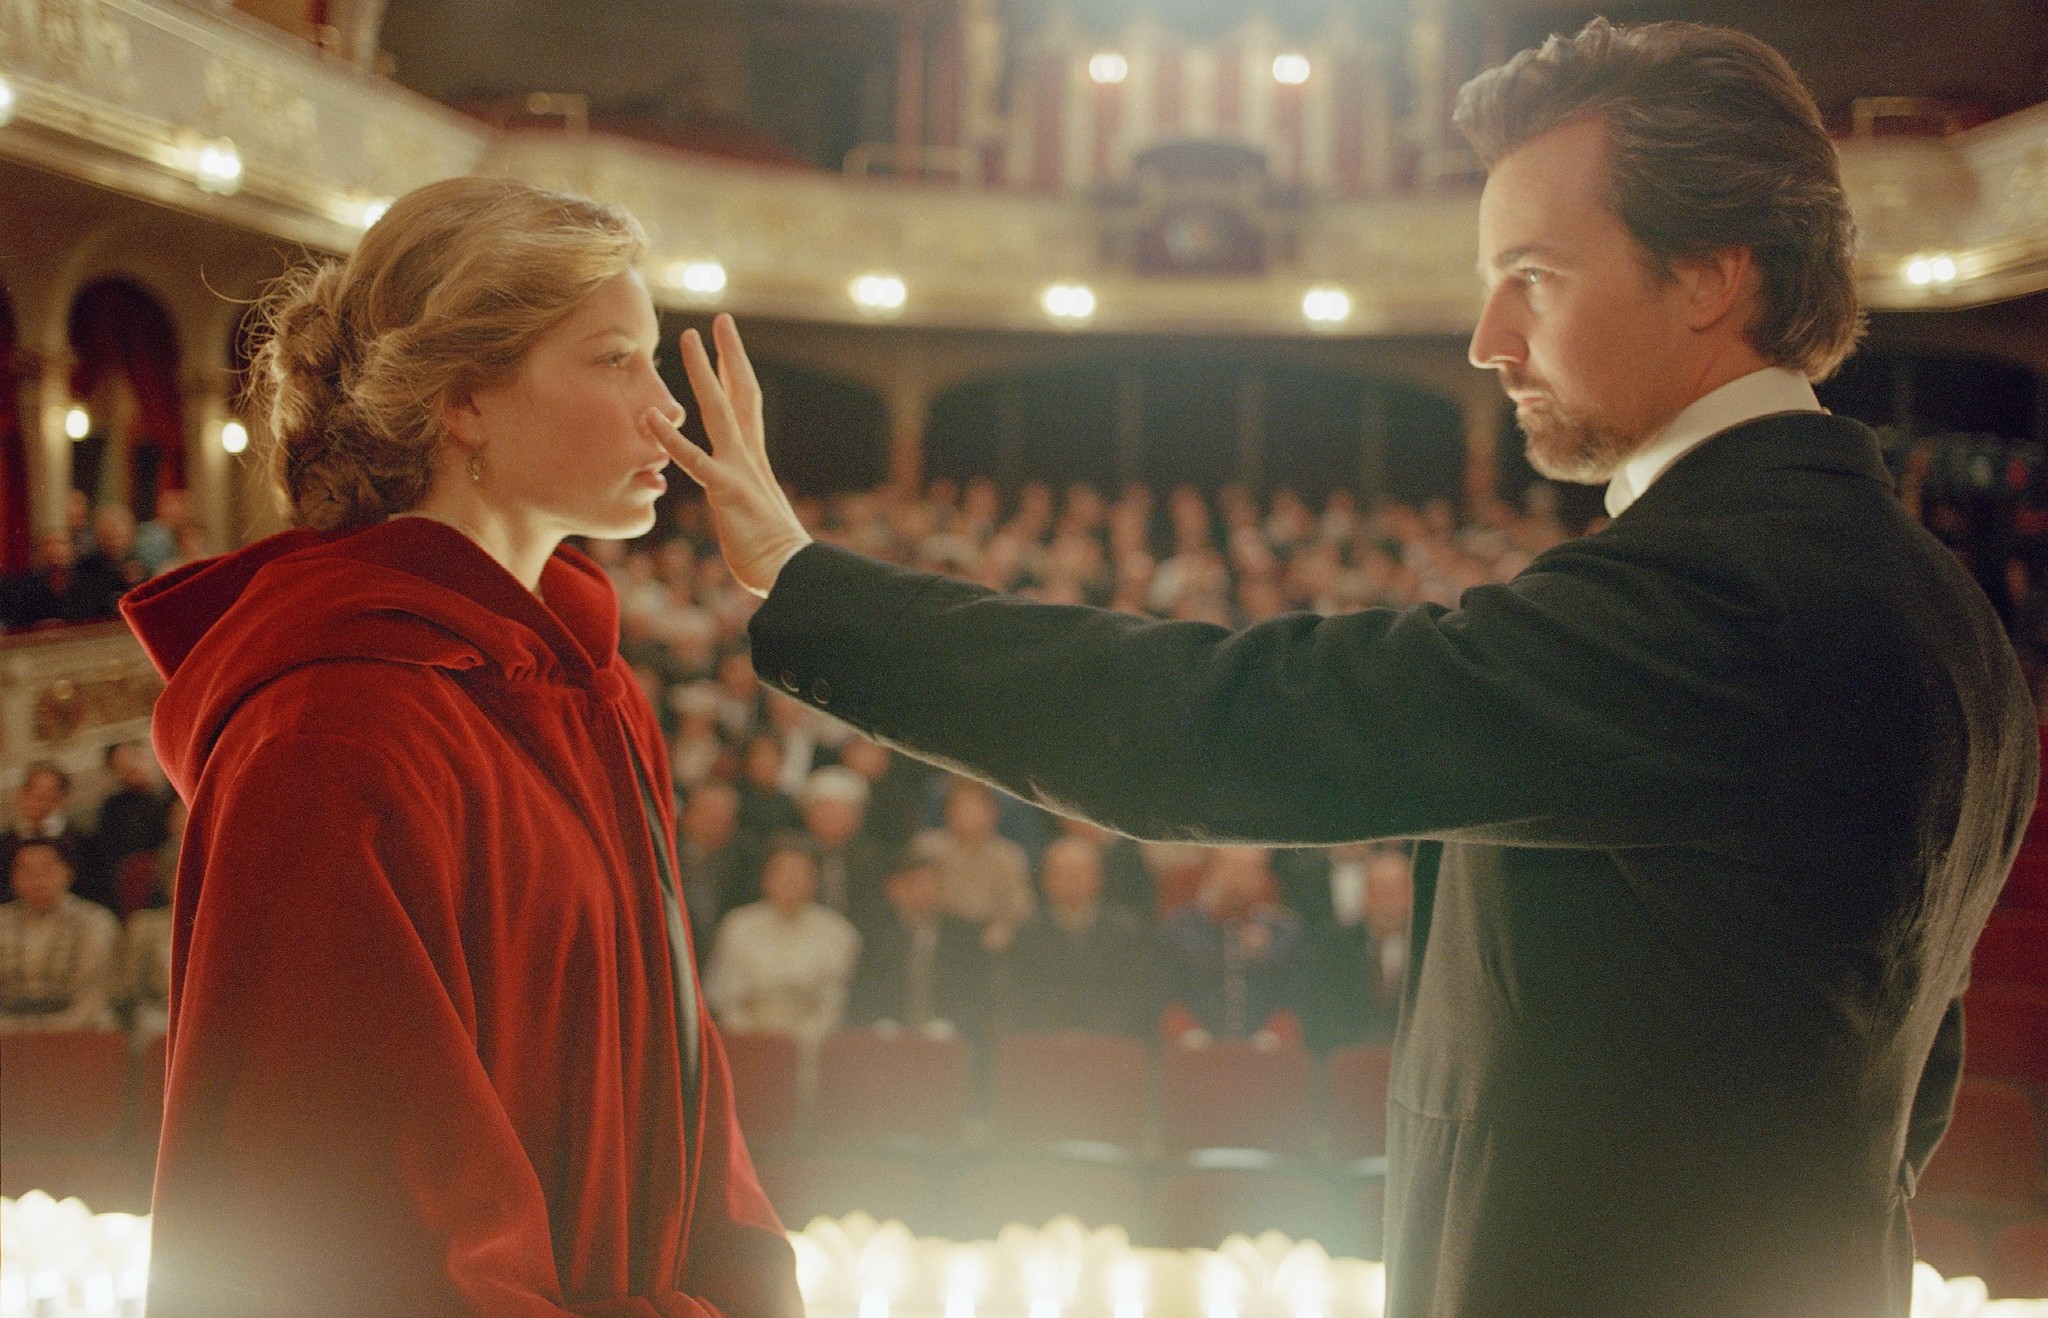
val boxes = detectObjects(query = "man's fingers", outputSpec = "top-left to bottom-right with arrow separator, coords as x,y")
679,327 -> 743,456
712,314 -> 764,421
642,408 -> 713,489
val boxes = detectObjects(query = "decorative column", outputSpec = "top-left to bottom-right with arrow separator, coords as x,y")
896,3 -> 929,165
1406,0 -> 1451,190
22,349 -> 74,537
885,361 -> 933,497
181,365 -> 236,555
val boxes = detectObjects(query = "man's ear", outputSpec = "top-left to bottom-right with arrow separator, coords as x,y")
1676,247 -> 1757,333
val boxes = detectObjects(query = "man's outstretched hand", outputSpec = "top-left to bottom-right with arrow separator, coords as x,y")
646,313 -> 812,598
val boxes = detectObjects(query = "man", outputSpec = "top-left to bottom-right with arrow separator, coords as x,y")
69,504 -> 148,619
659,20 -> 2035,1317
2,761 -> 81,892
0,838 -> 120,1031
799,765 -> 891,930
1157,847 -> 1306,1046
702,833 -> 860,1049
89,740 -> 175,910
997,836 -> 1153,1038
847,842 -> 989,1040
912,776 -> 1034,952
1303,845 -> 1414,1050
674,779 -> 752,962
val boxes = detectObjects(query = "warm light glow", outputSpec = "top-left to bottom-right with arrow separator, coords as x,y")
358,197 -> 391,229
1302,286 -> 1352,325
665,259 -> 729,298
1272,53 -> 1312,85
1041,282 -> 1096,322
1904,253 -> 1960,287
63,406 -> 90,440
851,273 -> 907,311
220,420 -> 249,454
195,137 -> 244,195
0,75 -> 17,128
859,1290 -> 891,1318
1089,53 -> 1129,85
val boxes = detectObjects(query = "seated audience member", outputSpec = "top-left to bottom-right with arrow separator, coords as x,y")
997,837 -> 1153,1037
1055,816 -> 1154,925
704,834 -> 860,1048
2,761 -> 82,892
133,487 -> 194,577
668,681 -> 730,789
1158,847 -> 1307,1046
1303,845 -> 1413,1051
90,740 -> 175,909
0,838 -> 120,1031
675,780 -> 753,962
735,731 -> 803,843
765,691 -> 829,796
836,736 -> 926,855
122,808 -> 181,1040
801,766 -> 890,930
713,649 -> 764,741
848,842 -> 989,1040
915,776 -> 1034,951
68,504 -> 149,618
0,532 -> 79,630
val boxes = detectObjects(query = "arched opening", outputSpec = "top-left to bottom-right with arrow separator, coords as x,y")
1,285 -> 28,573
66,279 -> 186,523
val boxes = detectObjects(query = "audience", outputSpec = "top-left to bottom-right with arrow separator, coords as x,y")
847,842 -> 990,1040
997,837 -> 1154,1038
704,833 -> 861,1049
1302,845 -> 1414,1050
800,766 -> 890,931
2,762 -> 79,888
89,740 -> 174,910
120,802 -> 182,1042
68,505 -> 149,620
915,777 -> 1035,953
0,838 -> 120,1032
1158,846 -> 1308,1047
675,779 -> 752,962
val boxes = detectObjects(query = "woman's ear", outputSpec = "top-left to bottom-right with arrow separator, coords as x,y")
436,390 -> 485,450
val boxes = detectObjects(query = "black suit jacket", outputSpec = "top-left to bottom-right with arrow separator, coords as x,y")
997,906 -> 1156,1037
846,912 -> 990,1039
749,414 -> 2037,1317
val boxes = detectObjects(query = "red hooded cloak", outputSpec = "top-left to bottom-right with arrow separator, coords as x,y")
121,518 -> 798,1318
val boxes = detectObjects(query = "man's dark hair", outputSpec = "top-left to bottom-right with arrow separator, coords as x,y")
1453,17 -> 1864,381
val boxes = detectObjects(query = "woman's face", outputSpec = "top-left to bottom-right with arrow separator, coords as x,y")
455,269 -> 685,541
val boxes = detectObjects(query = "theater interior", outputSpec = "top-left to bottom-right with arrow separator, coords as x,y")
2,0 -> 2047,1312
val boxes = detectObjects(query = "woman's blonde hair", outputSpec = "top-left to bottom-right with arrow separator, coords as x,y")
246,176 -> 646,531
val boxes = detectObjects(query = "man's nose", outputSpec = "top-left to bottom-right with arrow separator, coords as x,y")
1468,287 -> 1526,371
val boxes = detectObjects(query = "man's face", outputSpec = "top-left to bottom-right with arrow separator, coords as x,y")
886,865 -> 942,919
682,785 -> 739,848
10,845 -> 71,914
803,797 -> 864,849
16,770 -> 66,828
761,851 -> 817,914
1470,115 -> 1698,484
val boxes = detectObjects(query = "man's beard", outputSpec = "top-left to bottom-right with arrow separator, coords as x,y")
1515,395 -> 1640,485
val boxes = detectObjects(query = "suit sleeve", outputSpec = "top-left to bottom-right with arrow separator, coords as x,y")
749,541 -> 1796,848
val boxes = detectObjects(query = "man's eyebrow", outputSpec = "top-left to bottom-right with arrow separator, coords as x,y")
1476,244 -> 1566,280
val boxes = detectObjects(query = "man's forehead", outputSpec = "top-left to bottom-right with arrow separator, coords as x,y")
1474,117 -> 1613,272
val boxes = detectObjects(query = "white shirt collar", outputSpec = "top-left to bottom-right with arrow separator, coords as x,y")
1603,366 -> 1822,519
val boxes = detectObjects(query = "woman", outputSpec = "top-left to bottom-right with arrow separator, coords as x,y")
122,177 -> 798,1317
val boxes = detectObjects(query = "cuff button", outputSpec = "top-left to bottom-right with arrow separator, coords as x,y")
811,678 -> 831,705
779,669 -> 799,693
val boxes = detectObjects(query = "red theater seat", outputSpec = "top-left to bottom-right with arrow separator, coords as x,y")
2002,846 -> 2048,912
1917,1078 -> 2044,1212
1913,1210 -> 1986,1280
991,1033 -> 1152,1150
1990,1220 -> 2048,1299
1326,1044 -> 1395,1161
722,1031 -> 802,1145
946,1156 -> 1149,1240
1974,911 -> 2048,988
814,1030 -> 972,1148
1155,1169 -> 1355,1253
1160,1039 -> 1315,1157
1962,984 -> 2048,1088
753,1154 -> 936,1233
0,1030 -> 131,1145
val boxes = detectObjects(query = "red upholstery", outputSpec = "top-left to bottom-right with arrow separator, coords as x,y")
753,1154 -> 935,1232
1990,1220 -> 2048,1299
0,1029 -> 131,1145
1912,1210 -> 1986,1280
991,1032 -> 1152,1150
1156,1169 -> 1355,1252
814,1030 -> 972,1147
1917,1078 -> 2044,1211
1963,984 -> 2048,1088
1974,911 -> 2048,988
2002,846 -> 2048,912
1325,1044 -> 1395,1161
722,1031 -> 802,1145
946,1156 -> 1149,1240
1160,1039 -> 1315,1157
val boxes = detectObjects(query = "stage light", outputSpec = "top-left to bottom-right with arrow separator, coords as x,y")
1089,53 -> 1129,85
194,137 -> 243,195
1903,252 -> 1959,287
357,197 -> 391,229
851,272 -> 907,312
1272,53 -> 1312,85
64,406 -> 91,440
665,259 -> 729,299
1302,285 -> 1352,325
0,75 -> 17,127
1041,282 -> 1096,322
220,420 -> 249,454
1929,254 -> 1958,283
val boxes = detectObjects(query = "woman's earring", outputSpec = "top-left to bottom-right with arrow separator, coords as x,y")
467,449 -> 486,485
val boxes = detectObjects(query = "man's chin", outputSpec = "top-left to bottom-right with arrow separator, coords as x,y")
1520,410 -> 1635,486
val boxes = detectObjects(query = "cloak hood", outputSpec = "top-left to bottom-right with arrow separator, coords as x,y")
122,517 -> 623,801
